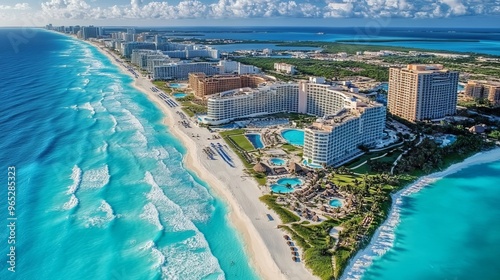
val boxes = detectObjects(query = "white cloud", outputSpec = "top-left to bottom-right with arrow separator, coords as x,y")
0,3 -> 31,10
37,0 -> 500,20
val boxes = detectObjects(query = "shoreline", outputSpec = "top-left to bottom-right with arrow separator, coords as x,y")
340,147 -> 500,280
81,39 -> 316,280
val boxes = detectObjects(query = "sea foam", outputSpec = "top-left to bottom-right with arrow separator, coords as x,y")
80,165 -> 110,190
62,194 -> 79,210
84,200 -> 116,228
140,202 -> 164,231
66,165 -> 82,195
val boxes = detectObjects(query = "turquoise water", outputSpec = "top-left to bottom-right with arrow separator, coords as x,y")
302,160 -> 323,169
169,83 -> 187,88
270,158 -> 286,166
270,184 -> 295,193
0,29 -> 257,280
344,160 -> 500,280
246,134 -> 264,149
270,178 -> 303,193
329,199 -> 342,208
173,92 -> 187,98
281,129 -> 304,146
277,178 -> 302,186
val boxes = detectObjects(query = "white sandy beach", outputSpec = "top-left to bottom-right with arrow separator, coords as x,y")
88,42 -> 317,280
341,147 -> 500,280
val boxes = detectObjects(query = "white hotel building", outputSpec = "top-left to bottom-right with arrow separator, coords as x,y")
203,81 -> 386,167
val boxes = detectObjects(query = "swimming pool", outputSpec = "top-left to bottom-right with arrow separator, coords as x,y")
169,83 -> 188,89
173,92 -> 187,98
270,158 -> 286,166
270,177 -> 303,193
443,134 -> 457,146
270,184 -> 295,193
329,199 -> 342,208
246,133 -> 264,149
302,160 -> 323,169
281,129 -> 304,146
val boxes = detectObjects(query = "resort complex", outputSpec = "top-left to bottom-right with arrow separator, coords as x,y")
388,64 -> 459,122
464,80 -> 500,106
202,81 -> 386,167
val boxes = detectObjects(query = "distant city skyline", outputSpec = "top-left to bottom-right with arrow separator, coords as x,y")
0,0 -> 499,27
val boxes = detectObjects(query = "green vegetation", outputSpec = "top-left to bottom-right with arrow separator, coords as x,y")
489,130 -> 500,139
458,100 -> 500,117
259,195 -> 301,223
229,134 -> 255,151
259,124 -> 494,279
281,144 -> 301,153
180,101 -> 206,117
276,41 -> 462,55
291,222 -> 337,280
219,129 -> 267,185
152,81 -> 172,93
233,57 -> 389,82
395,135 -> 493,174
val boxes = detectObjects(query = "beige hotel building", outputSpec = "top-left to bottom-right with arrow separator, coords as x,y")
388,64 -> 459,122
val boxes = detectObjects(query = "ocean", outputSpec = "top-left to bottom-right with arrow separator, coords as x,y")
343,158 -> 500,280
0,29 -> 257,280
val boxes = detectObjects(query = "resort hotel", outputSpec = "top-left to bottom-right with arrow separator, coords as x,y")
464,80 -> 500,106
200,81 -> 386,167
388,64 -> 459,122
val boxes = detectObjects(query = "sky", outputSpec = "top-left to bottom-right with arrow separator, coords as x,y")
0,0 -> 499,27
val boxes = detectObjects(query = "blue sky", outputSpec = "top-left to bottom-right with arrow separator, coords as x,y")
0,0 -> 499,27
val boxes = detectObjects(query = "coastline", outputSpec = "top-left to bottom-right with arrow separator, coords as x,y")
340,147 -> 500,280
83,39 -> 316,280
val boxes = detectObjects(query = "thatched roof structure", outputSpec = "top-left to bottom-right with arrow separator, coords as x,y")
288,161 -> 302,173
253,162 -> 271,174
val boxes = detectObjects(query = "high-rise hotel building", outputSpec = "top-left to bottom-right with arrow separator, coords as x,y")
388,64 -> 459,122
202,82 -> 385,167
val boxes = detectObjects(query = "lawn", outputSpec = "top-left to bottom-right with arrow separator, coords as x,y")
282,144 -> 302,153
180,101 -> 206,117
229,134 -> 255,151
259,195 -> 301,224
152,81 -> 172,93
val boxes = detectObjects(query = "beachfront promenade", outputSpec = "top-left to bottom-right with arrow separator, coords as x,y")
95,44 -> 316,280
